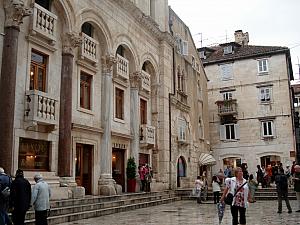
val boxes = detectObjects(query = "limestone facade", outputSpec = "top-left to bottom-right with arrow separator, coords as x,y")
199,31 -> 295,175
0,0 -> 210,197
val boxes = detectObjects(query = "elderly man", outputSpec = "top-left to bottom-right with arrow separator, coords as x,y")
0,167 -> 12,225
31,174 -> 51,225
293,165 -> 300,212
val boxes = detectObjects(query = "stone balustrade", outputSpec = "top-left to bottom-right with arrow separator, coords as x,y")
24,90 -> 58,128
31,3 -> 57,42
216,99 -> 238,116
141,70 -> 151,92
80,32 -> 98,63
140,124 -> 155,145
116,54 -> 129,80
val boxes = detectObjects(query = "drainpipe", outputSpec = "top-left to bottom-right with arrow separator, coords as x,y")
168,18 -> 176,190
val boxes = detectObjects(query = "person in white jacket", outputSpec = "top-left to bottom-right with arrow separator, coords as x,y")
31,174 -> 51,225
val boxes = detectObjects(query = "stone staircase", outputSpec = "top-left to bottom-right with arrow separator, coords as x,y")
24,191 -> 178,225
176,187 -> 297,201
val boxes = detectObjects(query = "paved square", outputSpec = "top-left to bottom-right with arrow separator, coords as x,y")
59,200 -> 299,225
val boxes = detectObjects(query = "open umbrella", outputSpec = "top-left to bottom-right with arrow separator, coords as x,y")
217,202 -> 225,224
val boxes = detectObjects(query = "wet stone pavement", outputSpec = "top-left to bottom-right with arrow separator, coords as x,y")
59,200 -> 299,225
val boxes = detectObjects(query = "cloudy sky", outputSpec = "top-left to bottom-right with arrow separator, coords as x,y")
168,0 -> 300,79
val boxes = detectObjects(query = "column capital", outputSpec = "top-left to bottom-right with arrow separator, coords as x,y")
129,71 -> 142,89
4,0 -> 32,29
101,55 -> 117,74
61,32 -> 82,55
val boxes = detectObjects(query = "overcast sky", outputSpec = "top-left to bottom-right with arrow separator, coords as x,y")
168,0 -> 300,79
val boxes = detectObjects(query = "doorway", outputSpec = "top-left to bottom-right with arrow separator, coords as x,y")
75,143 -> 93,195
260,155 -> 281,167
112,148 -> 125,192
177,156 -> 187,188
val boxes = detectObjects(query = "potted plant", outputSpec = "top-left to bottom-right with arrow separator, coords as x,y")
126,157 -> 137,192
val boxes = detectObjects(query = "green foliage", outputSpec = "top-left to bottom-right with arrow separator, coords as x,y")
126,157 -> 137,179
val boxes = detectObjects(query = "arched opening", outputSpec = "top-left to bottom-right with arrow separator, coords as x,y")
81,22 -> 94,37
260,155 -> 281,168
35,0 -> 51,10
177,156 -> 187,187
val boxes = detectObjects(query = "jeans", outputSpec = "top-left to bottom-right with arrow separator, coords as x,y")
277,191 -> 292,212
213,191 -> 220,203
230,205 -> 246,225
0,210 -> 12,225
35,210 -> 48,225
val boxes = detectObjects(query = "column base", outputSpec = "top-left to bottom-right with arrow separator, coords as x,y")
98,177 -> 119,196
59,177 -> 85,198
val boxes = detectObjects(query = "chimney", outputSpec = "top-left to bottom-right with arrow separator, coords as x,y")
234,30 -> 249,46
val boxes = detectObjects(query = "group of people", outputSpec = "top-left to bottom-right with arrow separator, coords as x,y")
138,164 -> 152,192
0,167 -> 51,225
218,162 -> 300,225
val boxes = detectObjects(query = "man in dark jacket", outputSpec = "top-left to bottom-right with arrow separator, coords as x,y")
0,167 -> 12,225
275,168 -> 292,213
293,165 -> 300,212
10,169 -> 31,225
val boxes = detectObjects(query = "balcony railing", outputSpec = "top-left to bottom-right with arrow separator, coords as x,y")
141,70 -> 151,92
116,54 -> 129,80
140,124 -> 155,145
31,3 -> 57,42
79,32 -> 98,63
216,99 -> 238,116
24,90 -> 58,129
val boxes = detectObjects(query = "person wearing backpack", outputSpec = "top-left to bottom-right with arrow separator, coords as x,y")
0,167 -> 12,225
275,168 -> 292,213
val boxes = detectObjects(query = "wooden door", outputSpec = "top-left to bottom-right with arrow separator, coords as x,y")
112,148 -> 125,192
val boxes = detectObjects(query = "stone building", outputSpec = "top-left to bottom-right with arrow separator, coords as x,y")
199,30 -> 295,175
0,0 -> 210,198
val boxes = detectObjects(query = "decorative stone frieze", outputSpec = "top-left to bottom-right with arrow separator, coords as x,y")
129,71 -> 142,89
61,32 -> 82,55
4,0 -> 32,28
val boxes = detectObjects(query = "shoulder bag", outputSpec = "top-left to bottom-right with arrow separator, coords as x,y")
224,181 -> 247,205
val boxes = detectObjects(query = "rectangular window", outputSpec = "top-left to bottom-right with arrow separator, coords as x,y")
178,118 -> 187,141
294,96 -> 300,107
18,138 -> 50,171
30,50 -> 47,92
223,92 -> 233,100
262,121 -> 274,137
258,59 -> 268,73
115,87 -> 124,120
182,40 -> 188,55
260,87 -> 271,102
220,124 -> 239,140
224,46 -> 233,55
80,72 -> 92,110
220,63 -> 233,81
140,99 -> 147,124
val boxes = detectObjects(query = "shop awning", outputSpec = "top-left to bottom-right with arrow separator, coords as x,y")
199,153 -> 216,166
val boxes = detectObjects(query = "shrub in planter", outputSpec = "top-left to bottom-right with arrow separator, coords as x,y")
126,157 -> 137,192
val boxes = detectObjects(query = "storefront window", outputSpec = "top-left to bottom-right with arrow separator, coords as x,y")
18,138 -> 50,171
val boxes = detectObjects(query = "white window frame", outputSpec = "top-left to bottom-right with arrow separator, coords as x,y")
224,46 -> 233,55
182,40 -> 188,56
178,118 -> 187,141
199,51 -> 206,59
220,124 -> 240,141
220,63 -> 233,81
261,120 -> 274,138
294,96 -> 300,107
223,91 -> 233,100
259,86 -> 272,103
257,59 -> 269,74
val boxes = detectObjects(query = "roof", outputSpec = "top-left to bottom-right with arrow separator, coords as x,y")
200,44 -> 289,65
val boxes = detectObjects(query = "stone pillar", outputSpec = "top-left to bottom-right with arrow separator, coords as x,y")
58,32 -> 82,177
129,72 -> 141,163
98,55 -> 117,195
0,0 -> 31,174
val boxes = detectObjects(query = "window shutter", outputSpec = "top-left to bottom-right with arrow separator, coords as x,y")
271,121 -> 275,137
220,64 -> 233,80
182,40 -> 188,56
220,125 -> 226,140
234,124 -> 240,140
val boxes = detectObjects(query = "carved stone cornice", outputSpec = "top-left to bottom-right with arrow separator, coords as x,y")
4,0 -> 32,29
129,71 -> 142,89
101,55 -> 117,74
61,32 -> 82,55
111,0 -> 175,47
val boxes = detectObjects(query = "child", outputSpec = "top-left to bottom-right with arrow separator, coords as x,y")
212,175 -> 221,204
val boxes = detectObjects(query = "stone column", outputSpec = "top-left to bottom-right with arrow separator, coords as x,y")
58,32 -> 81,177
98,55 -> 117,195
129,72 -> 141,163
0,0 -> 31,174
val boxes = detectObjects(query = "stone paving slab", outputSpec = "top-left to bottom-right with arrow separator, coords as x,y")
58,200 -> 299,225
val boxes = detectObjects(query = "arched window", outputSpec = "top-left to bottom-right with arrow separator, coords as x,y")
35,0 -> 51,10
177,156 -> 186,177
81,22 -> 93,37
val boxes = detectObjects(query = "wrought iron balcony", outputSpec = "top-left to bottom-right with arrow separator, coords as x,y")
141,70 -> 151,92
24,90 -> 58,130
30,3 -> 57,42
216,99 -> 238,116
140,124 -> 155,145
79,32 -> 98,64
116,54 -> 129,80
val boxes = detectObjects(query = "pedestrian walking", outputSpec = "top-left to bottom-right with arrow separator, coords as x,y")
293,164 -> 300,212
138,165 -> 146,192
256,165 -> 264,187
31,174 -> 51,225
194,176 -> 204,204
220,167 -> 251,225
10,169 -> 31,225
248,174 -> 258,203
212,176 -> 221,204
0,167 -> 12,225
144,165 -> 152,192
275,168 -> 292,214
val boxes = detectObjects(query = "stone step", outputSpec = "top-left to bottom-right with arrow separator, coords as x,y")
25,197 -> 178,225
